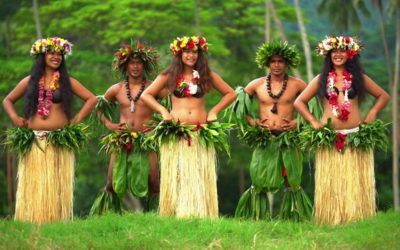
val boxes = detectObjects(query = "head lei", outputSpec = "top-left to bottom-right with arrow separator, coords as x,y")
112,41 -> 159,76
316,35 -> 364,59
255,41 -> 300,69
170,36 -> 208,56
30,37 -> 73,56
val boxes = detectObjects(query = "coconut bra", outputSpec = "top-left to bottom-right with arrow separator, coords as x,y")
325,86 -> 357,100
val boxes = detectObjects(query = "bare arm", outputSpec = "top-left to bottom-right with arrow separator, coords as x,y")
141,74 -> 172,121
70,78 -> 97,124
2,76 -> 30,127
207,72 -> 237,122
100,84 -> 126,131
294,75 -> 324,129
362,74 -> 390,123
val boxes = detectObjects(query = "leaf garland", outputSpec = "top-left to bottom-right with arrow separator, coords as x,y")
46,123 -> 90,151
146,115 -> 234,155
299,119 -> 389,152
239,125 -> 272,148
3,124 -> 89,155
3,127 -> 36,155
197,122 -> 234,156
255,41 -> 300,69
100,129 -> 156,155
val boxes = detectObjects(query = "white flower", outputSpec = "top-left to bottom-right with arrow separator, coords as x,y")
188,83 -> 198,95
192,70 -> 200,80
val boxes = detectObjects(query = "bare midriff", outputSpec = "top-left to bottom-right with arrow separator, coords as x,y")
119,98 -> 154,131
27,103 -> 69,130
321,97 -> 362,130
258,100 -> 295,131
170,95 -> 207,125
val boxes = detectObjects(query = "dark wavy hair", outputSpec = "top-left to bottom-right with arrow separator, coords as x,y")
24,54 -> 73,120
317,51 -> 366,103
161,49 -> 212,92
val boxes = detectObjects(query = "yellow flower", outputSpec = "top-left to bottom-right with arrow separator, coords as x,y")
131,132 -> 138,138
191,36 -> 199,43
180,37 -> 189,48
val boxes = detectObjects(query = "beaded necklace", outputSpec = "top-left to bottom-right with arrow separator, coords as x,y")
125,77 -> 146,112
265,73 -> 288,114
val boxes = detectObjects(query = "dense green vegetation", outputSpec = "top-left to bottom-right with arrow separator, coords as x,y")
0,0 -> 397,218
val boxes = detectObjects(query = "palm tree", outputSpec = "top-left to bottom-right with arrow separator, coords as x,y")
33,0 -> 42,38
317,0 -> 370,32
388,0 -> 400,210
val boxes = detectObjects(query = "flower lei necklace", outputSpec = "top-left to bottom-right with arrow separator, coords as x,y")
176,70 -> 200,97
125,77 -> 146,112
327,69 -> 352,120
37,71 -> 60,117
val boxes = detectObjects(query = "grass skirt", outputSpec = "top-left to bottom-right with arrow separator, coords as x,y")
15,139 -> 75,224
159,137 -> 218,218
315,147 -> 375,225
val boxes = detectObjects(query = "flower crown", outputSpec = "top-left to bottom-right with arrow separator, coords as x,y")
30,37 -> 73,56
170,36 -> 208,56
316,35 -> 364,59
112,41 -> 159,75
255,41 -> 300,69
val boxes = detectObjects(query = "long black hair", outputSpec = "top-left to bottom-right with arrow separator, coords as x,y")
162,49 -> 212,93
317,51 -> 366,103
24,53 -> 73,120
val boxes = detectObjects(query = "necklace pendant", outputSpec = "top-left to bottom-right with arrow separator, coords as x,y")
271,103 -> 278,114
130,100 -> 135,112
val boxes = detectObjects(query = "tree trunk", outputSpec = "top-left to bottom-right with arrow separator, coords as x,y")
374,0 -> 393,86
393,8 -> 400,210
33,0 -> 42,39
294,0 -> 313,82
265,0 -> 271,43
269,0 -> 301,78
194,0 -> 201,35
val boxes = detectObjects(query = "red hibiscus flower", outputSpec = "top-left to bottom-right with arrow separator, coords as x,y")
186,40 -> 195,49
335,133 -> 347,152
343,70 -> 352,81
191,122 -> 204,131
344,36 -> 351,44
329,97 -> 338,106
338,108 -> 350,120
184,87 -> 192,97
346,50 -> 358,59
199,37 -> 205,46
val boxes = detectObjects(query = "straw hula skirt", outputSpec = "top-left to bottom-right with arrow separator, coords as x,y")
315,147 -> 375,225
158,137 -> 218,218
15,138 -> 75,224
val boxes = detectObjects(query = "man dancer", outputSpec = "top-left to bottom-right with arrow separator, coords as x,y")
94,41 -> 167,212
233,41 -> 312,221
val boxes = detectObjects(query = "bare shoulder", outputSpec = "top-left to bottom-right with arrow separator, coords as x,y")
247,77 -> 265,88
244,77 -> 265,95
288,75 -> 307,90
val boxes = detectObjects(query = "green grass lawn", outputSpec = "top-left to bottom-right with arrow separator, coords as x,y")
0,210 -> 399,249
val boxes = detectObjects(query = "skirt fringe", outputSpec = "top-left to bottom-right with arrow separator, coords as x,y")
315,147 -> 375,225
15,139 -> 75,224
159,137 -> 218,218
